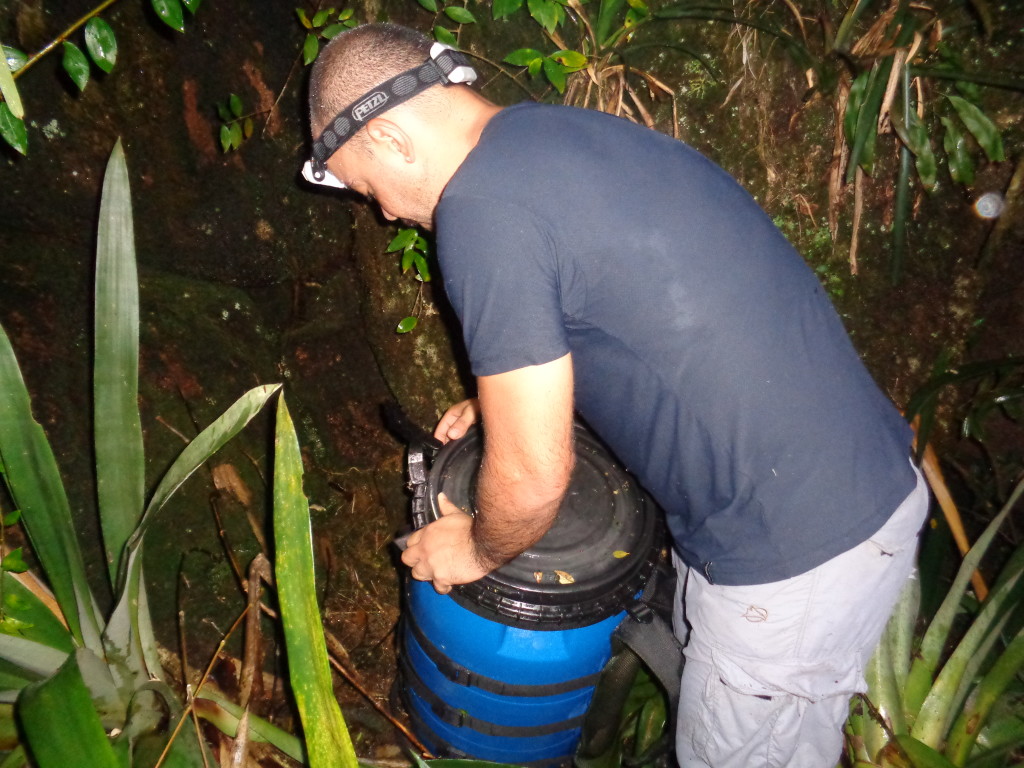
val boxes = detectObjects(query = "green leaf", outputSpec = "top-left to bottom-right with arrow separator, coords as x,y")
273,396 -> 358,768
216,101 -> 232,122
624,6 -> 647,27
0,45 -> 24,119
303,33 -> 319,65
338,8 -> 355,20
401,250 -> 415,273
527,0 -> 560,33
843,69 -> 870,148
1,509 -> 20,526
219,123 -> 231,153
908,479 -> 1024,745
0,103 -> 27,156
504,48 -> 543,67
947,94 -> 1005,163
941,116 -> 974,185
0,572 -> 74,652
527,57 -> 543,77
0,326 -> 103,651
433,26 -> 458,47
0,633 -> 66,678
17,655 -> 122,768
892,106 -> 936,192
95,138 -> 144,585
890,735 -> 958,768
105,384 -> 281,676
321,23 -> 347,38
2,45 -> 28,74
444,6 -> 477,23
944,625 -> 1024,764
396,316 -> 418,333
493,0 -> 523,19
194,692 -> 305,761
150,0 -> 186,33
61,42 -> 90,92
594,0 -> 626,47
229,121 -> 243,150
552,49 -> 587,71
0,549 -> 27,574
182,0 -> 201,13
143,385 -> 282,530
296,8 -> 312,28
312,8 -> 331,25
387,228 -> 419,252
84,18 -> 117,74
543,56 -> 567,93
418,0 -> 440,11
412,253 -> 431,281
229,92 -> 243,118
243,117 -> 254,138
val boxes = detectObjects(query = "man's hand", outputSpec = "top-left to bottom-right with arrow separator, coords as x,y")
401,492 -> 494,594
434,398 -> 480,444
407,354 -> 575,595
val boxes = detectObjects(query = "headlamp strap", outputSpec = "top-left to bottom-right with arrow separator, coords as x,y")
310,43 -> 477,181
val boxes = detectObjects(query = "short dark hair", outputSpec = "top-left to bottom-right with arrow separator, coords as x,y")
308,23 -> 434,139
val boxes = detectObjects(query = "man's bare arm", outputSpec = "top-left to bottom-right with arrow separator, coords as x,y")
472,352 -> 575,568
402,353 -> 575,591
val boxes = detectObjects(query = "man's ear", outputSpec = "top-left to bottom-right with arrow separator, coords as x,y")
364,117 -> 416,164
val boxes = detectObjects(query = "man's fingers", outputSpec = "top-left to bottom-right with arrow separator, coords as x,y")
437,492 -> 467,517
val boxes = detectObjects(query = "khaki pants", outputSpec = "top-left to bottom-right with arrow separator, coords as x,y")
673,463 -> 929,767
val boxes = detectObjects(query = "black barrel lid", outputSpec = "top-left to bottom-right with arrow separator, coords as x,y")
424,422 -> 659,629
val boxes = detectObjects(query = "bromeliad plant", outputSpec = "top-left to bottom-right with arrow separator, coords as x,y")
0,140 -> 281,766
844,477 -> 1024,767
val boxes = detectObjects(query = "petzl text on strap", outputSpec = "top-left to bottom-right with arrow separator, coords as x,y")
309,42 -> 477,181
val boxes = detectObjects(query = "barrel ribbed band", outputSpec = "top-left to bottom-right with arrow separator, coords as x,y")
405,614 -> 601,697
400,652 -> 587,738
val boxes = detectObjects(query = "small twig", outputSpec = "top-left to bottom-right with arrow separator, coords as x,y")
14,0 -> 123,79
849,166 -> 863,275
155,604 -> 252,768
323,631 -> 434,757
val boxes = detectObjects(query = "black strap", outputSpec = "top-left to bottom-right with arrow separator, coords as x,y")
576,554 -> 683,765
403,703 -> 575,768
310,47 -> 473,179
405,614 -> 601,697
401,652 -> 586,738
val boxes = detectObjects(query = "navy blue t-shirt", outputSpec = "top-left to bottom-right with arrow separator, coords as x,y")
436,102 -> 915,586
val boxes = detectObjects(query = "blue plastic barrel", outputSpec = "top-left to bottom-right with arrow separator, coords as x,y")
400,424 -> 658,766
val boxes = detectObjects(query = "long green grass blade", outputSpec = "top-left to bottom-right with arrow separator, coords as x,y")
273,395 -> 357,768
0,635 -> 66,678
846,59 -> 886,182
891,734 -> 958,768
0,572 -> 75,653
890,573 -> 919,692
905,479 -> 1024,720
911,484 -> 1024,746
0,43 -> 23,119
194,691 -> 305,761
95,139 -> 144,585
17,654 -> 123,768
139,383 -> 281,536
0,326 -> 104,651
833,0 -> 876,52
595,0 -> 627,48
944,627 -> 1024,764
104,384 -> 280,677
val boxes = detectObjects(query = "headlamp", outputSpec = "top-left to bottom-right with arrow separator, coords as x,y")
302,42 -> 478,189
